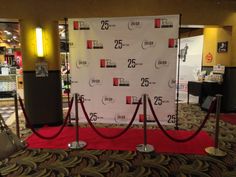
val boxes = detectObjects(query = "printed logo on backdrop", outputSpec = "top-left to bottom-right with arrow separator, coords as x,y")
100,59 -> 117,68
155,59 -> 169,69
168,79 -> 176,88
114,113 -> 127,123
87,40 -> 103,49
141,40 -> 156,49
140,78 -> 156,87
114,40 -> 130,49
127,58 -> 143,68
89,78 -> 103,87
113,77 -> 130,87
126,96 -> 141,105
154,18 -> 173,28
168,38 -> 178,48
139,114 -> 155,122
73,21 -> 90,30
167,114 -> 176,124
153,96 -> 170,106
100,20 -> 116,30
102,96 -> 115,105
128,20 -> 142,30
76,59 -> 89,69
89,112 -> 103,122
78,94 -> 91,102
178,82 -> 188,92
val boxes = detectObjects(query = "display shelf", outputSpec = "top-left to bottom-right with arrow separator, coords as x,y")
0,91 -> 14,98
0,74 -> 16,98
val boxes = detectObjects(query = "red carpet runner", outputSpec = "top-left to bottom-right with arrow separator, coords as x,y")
26,127 -> 213,155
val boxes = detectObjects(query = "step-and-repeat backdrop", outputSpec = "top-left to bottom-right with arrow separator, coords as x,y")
68,15 -> 179,125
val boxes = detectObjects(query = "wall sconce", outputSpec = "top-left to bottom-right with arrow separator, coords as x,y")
35,27 -> 44,57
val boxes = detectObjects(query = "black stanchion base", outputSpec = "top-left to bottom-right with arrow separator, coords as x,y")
22,140 -> 28,148
136,144 -> 154,153
68,141 -> 87,150
205,147 -> 227,157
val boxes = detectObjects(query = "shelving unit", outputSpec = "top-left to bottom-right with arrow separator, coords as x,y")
0,74 -> 24,98
0,74 -> 16,98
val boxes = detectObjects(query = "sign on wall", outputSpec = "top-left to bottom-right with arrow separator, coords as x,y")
69,15 -> 179,125
217,41 -> 228,53
35,60 -> 48,77
205,52 -> 213,63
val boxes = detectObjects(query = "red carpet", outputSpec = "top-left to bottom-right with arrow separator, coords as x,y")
221,113 -> 236,125
26,127 -> 213,155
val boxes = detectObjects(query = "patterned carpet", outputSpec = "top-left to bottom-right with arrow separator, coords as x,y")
0,103 -> 236,177
0,106 -> 16,121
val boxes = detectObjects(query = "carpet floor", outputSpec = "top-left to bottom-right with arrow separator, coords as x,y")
1,103 -> 236,177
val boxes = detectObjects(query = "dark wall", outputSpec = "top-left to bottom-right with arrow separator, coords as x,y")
223,68 -> 236,112
202,66 -> 236,112
23,71 -> 63,127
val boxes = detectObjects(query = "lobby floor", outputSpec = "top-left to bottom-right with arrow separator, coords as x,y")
0,103 -> 235,177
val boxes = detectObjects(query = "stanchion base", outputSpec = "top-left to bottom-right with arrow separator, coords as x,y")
21,140 -> 28,148
136,144 -> 154,153
205,147 -> 227,157
68,141 -> 87,150
174,126 -> 179,130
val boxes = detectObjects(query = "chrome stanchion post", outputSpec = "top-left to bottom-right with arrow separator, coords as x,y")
136,94 -> 154,153
64,18 -> 73,127
13,91 -> 27,147
205,94 -> 226,156
68,93 -> 87,149
13,90 -> 20,138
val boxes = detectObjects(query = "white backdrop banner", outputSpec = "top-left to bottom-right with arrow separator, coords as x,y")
68,15 -> 179,125
178,35 -> 203,102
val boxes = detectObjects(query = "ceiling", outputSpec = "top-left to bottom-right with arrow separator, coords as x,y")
0,22 -> 66,49
0,22 -> 20,48
0,22 -> 208,50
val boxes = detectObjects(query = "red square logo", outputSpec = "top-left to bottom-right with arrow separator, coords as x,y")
113,78 -> 119,86
139,114 -> 144,122
87,40 -> 93,49
73,21 -> 79,30
100,59 -> 105,68
126,96 -> 132,104
155,19 -> 161,28
168,38 -> 175,48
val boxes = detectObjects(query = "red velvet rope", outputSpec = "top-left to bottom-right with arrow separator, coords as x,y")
18,96 -> 74,140
148,97 -> 216,143
79,97 -> 142,139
